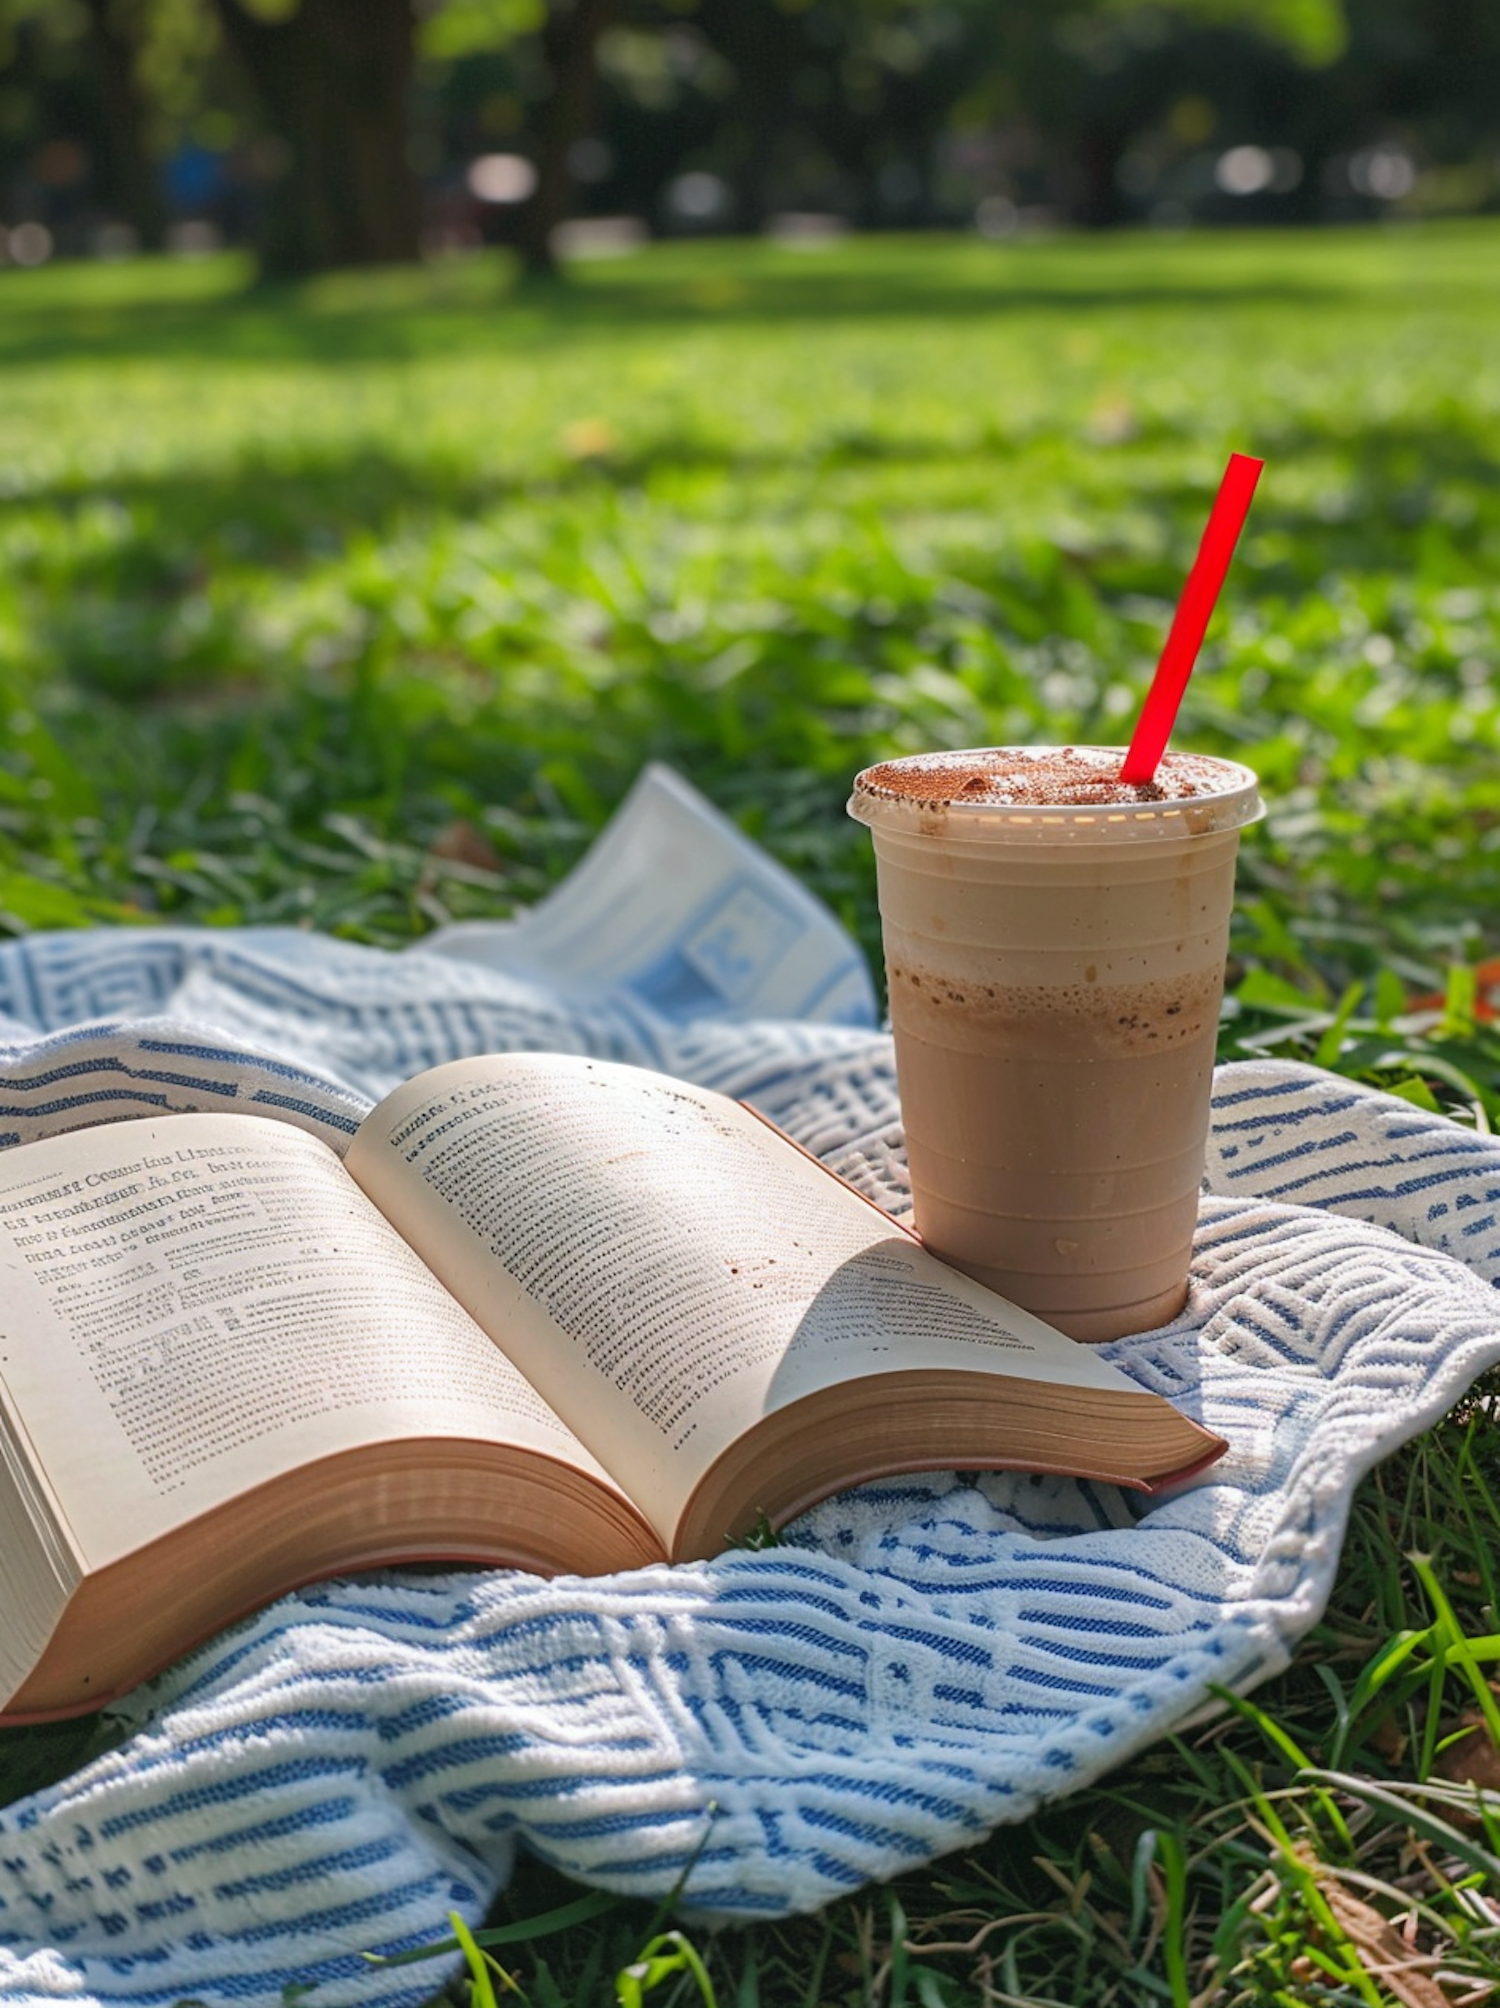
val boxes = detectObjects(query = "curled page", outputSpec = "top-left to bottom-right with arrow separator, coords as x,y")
415,764 -> 877,1027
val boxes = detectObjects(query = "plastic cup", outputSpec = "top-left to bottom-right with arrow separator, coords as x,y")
849,747 -> 1263,1342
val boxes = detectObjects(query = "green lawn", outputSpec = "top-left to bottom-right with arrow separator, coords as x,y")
4,224 -> 1500,2003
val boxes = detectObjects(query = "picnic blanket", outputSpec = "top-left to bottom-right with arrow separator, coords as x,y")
2,764 -> 1500,2008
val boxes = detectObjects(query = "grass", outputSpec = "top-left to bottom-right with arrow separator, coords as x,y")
3,223 -> 1500,2002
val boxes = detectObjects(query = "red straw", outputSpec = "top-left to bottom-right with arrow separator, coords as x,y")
1118,451 -> 1265,784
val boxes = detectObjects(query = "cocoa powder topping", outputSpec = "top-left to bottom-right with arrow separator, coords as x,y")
855,747 -> 1235,809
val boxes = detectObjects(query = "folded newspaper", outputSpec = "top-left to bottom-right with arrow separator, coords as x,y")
421,761 -> 878,1027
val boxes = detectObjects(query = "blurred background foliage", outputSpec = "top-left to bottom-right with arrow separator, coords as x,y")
0,0 -> 1495,280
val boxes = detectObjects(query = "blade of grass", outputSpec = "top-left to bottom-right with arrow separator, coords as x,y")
364,1891 -> 621,1965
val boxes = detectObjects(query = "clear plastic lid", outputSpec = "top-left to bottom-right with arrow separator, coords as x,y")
848,747 -> 1263,845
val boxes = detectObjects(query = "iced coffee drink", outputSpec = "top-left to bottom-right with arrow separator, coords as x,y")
849,746 -> 1262,1342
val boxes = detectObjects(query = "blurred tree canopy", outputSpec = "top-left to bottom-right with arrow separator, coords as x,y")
0,0 -> 1495,275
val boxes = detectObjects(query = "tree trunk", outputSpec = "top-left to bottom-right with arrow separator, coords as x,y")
1071,118 -> 1133,227
213,0 -> 421,276
81,0 -> 167,251
696,0 -> 793,233
513,0 -> 618,278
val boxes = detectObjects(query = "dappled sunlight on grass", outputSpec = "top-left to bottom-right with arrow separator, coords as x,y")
2,228 -> 1499,994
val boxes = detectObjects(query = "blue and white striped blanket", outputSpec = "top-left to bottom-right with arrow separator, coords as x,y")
2,769 -> 1499,2008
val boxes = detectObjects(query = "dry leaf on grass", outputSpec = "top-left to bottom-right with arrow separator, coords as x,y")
1434,1713 -> 1500,1794
425,820 -> 506,876
1293,1843 -> 1453,2008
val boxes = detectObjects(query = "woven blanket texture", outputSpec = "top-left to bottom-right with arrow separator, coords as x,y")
0,903 -> 1498,2008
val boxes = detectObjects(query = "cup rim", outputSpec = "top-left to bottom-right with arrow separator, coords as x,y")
848,745 -> 1263,844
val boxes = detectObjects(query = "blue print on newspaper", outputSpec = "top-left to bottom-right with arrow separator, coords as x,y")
630,876 -> 804,1016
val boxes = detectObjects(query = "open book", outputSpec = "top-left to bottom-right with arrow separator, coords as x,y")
0,1053 -> 1225,1722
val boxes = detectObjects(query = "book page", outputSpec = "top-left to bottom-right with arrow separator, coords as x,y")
346,1054 -> 1139,1545
0,1112 -> 625,1572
